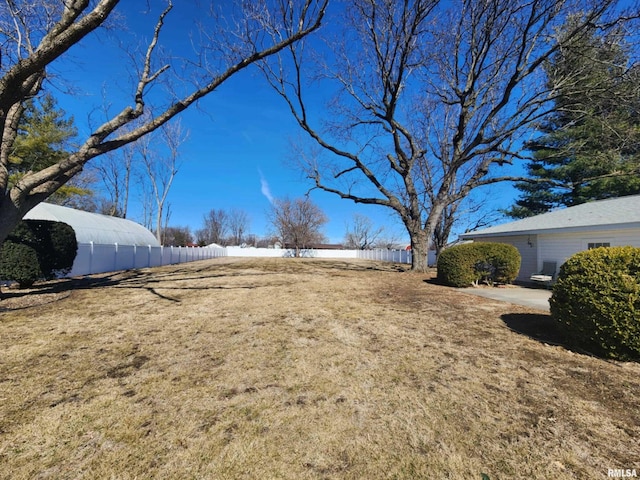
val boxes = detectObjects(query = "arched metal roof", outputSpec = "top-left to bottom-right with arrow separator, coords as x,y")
24,203 -> 160,246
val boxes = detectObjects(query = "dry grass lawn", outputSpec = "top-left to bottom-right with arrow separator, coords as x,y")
0,257 -> 638,479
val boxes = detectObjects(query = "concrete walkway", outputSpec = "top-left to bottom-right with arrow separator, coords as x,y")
461,284 -> 552,311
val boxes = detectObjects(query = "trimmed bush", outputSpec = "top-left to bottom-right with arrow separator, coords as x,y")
28,220 -> 78,278
0,241 -> 42,288
437,242 -> 521,287
550,246 -> 640,361
0,220 -> 77,288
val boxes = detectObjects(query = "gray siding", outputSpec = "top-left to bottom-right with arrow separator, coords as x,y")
538,228 -> 640,271
468,227 -> 640,282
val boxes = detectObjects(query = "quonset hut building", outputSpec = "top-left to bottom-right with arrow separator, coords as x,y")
24,202 -> 160,246
24,202 -> 161,277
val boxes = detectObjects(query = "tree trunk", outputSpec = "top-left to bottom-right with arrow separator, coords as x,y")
155,207 -> 163,244
409,228 -> 430,273
0,195 -> 38,244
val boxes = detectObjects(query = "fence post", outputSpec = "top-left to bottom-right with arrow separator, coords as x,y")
114,242 -> 118,272
89,241 -> 94,274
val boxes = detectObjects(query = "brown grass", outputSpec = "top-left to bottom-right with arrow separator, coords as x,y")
0,257 -> 638,479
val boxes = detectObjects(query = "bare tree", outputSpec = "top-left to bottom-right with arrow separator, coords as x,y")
138,120 -> 186,242
373,232 -> 403,250
269,197 -> 327,256
432,193 -> 504,259
196,209 -> 229,246
0,0 -> 328,244
344,213 -> 383,250
255,235 -> 280,248
94,141 -> 135,218
227,208 -> 250,246
162,225 -> 193,247
138,169 -> 156,233
243,233 -> 259,247
261,0 -> 638,271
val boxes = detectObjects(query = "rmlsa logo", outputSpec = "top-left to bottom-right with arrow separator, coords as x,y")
608,469 -> 638,478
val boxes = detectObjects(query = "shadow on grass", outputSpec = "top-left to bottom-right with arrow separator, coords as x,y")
0,259 -> 410,312
0,266 -> 272,310
0,274 -> 132,311
1,258 -> 398,309
502,312 -> 629,361
499,311 -> 616,363
423,277 -> 446,286
501,312 -> 568,346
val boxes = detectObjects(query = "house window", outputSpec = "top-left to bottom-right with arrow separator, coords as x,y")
587,242 -> 610,249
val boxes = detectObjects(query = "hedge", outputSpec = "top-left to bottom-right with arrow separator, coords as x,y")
0,241 -> 42,288
0,220 -> 77,288
437,242 -> 521,287
550,246 -> 640,361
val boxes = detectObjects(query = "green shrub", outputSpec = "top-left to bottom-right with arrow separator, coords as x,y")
0,241 -> 42,288
550,246 -> 640,361
28,220 -> 78,278
0,220 -> 77,288
437,242 -> 521,287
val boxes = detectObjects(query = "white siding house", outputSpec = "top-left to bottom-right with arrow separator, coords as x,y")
459,195 -> 640,282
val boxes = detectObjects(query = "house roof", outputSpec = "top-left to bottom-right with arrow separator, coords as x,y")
24,202 -> 160,246
461,194 -> 640,239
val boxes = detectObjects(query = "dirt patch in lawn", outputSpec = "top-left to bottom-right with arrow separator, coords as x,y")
1,257 -> 638,479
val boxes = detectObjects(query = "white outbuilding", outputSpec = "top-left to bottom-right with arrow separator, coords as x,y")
15,202 -> 224,278
24,202 -> 159,246
459,194 -> 640,282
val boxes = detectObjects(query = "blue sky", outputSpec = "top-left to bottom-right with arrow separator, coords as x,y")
49,1 -> 520,245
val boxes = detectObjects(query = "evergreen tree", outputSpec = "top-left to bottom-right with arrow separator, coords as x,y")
9,94 -> 77,174
8,94 -> 96,208
506,22 -> 640,218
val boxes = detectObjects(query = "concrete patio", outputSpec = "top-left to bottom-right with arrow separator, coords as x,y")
461,284 -> 552,311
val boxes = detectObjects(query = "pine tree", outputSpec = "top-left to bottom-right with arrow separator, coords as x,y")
9,94 -> 77,173
506,22 -> 640,218
8,94 -> 96,209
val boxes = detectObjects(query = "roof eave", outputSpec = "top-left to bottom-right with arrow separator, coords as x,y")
461,222 -> 640,239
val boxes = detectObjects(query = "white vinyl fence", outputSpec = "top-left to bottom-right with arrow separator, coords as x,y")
357,248 -> 415,264
68,243 -> 435,277
225,246 -> 427,263
69,242 -> 227,277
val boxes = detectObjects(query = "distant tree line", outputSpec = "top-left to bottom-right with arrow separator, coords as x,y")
195,208 -> 251,247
